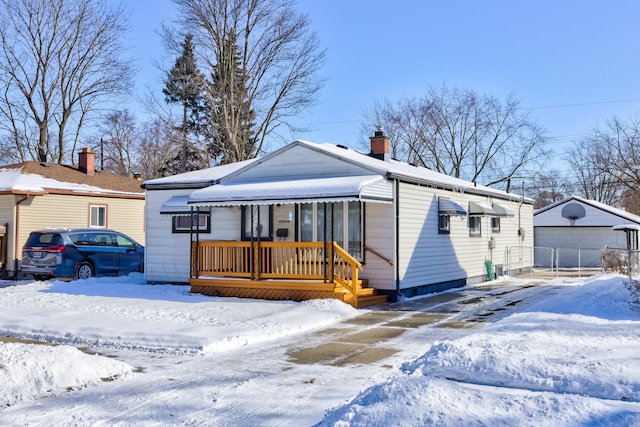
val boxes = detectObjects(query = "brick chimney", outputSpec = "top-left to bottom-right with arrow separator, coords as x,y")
369,125 -> 390,162
78,147 -> 95,176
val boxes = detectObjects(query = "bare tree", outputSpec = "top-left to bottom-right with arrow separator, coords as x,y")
98,110 -> 140,177
361,85 -> 548,190
526,170 -> 573,209
566,138 -> 620,205
169,0 -> 326,163
0,0 -> 135,163
138,118 -> 186,180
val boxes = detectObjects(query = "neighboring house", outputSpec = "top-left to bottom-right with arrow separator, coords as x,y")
143,129 -> 534,305
534,196 -> 640,267
0,148 -> 145,279
534,196 -> 640,250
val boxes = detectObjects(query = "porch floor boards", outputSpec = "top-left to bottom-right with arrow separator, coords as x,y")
188,277 -> 388,308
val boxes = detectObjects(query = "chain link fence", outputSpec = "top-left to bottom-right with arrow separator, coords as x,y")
505,246 -> 614,278
602,248 -> 640,280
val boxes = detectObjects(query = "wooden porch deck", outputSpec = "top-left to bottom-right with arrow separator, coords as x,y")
189,241 -> 388,308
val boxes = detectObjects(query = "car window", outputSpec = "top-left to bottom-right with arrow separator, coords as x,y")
25,233 -> 61,247
69,233 -> 96,246
93,233 -> 114,246
113,234 -> 135,248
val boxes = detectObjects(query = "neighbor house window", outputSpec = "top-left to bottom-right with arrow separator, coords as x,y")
299,201 -> 363,260
172,213 -> 211,233
438,215 -> 450,234
491,217 -> 501,232
469,216 -> 481,237
89,205 -> 107,228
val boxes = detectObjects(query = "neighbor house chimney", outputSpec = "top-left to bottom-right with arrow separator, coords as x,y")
78,147 -> 95,176
370,125 -> 390,161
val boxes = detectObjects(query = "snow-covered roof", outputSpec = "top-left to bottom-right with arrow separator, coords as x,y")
146,140 -> 531,204
253,140 -> 528,201
0,165 -> 143,197
142,158 -> 258,189
188,175 -> 391,206
535,196 -> 640,225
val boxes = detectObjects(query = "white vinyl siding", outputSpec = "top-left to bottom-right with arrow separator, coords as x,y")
397,182 -> 531,290
145,188 -> 239,283
230,144 -> 374,182
362,202 -> 395,290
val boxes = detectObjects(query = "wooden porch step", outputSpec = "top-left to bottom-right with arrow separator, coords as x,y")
352,294 -> 389,308
189,276 -> 387,308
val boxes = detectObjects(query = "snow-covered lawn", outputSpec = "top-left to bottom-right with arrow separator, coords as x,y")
0,273 -> 639,425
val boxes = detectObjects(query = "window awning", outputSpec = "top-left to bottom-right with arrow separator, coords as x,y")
438,198 -> 466,216
160,196 -> 211,215
160,196 -> 190,215
492,203 -> 514,217
187,175 -> 393,207
469,201 -> 497,216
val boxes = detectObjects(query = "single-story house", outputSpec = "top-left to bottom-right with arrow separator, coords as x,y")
143,128 -> 534,306
0,148 -> 145,279
534,196 -> 640,267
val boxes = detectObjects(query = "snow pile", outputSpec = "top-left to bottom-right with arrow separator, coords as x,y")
0,343 -> 132,407
317,275 -> 640,426
0,273 -> 358,354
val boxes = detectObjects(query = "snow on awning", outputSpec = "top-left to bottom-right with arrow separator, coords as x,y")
187,175 -> 392,207
613,224 -> 640,232
492,203 -> 514,217
469,201 -> 497,216
159,195 -> 210,215
438,198 -> 466,216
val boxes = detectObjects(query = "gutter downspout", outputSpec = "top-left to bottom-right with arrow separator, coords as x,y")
13,195 -> 30,279
394,178 -> 401,298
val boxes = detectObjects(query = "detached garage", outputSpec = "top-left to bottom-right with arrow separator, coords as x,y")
534,196 -> 640,267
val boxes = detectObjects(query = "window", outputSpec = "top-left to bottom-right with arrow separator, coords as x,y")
242,205 -> 272,240
172,213 -> 211,233
469,216 -> 481,237
491,217 -> 501,232
89,205 -> 107,228
438,215 -> 450,234
299,201 -> 363,259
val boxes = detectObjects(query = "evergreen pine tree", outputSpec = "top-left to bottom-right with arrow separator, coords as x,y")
206,32 -> 256,165
162,34 -> 207,173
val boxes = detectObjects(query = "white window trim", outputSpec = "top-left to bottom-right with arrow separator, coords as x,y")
89,205 -> 107,229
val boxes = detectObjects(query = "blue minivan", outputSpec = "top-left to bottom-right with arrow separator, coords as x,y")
21,228 -> 144,281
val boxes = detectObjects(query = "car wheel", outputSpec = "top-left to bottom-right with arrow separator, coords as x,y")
74,262 -> 94,280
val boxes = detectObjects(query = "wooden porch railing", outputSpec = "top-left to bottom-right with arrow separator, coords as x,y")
192,241 -> 362,306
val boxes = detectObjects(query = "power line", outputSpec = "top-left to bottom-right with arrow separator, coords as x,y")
527,98 -> 640,110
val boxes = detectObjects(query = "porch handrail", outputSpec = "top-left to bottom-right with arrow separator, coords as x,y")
363,245 -> 394,266
331,242 -> 362,308
192,240 -> 363,306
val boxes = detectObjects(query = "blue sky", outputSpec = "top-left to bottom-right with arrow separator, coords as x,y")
130,0 -> 640,164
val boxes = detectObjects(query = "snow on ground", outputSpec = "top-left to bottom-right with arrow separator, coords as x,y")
0,273 -> 639,425
318,275 -> 640,426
